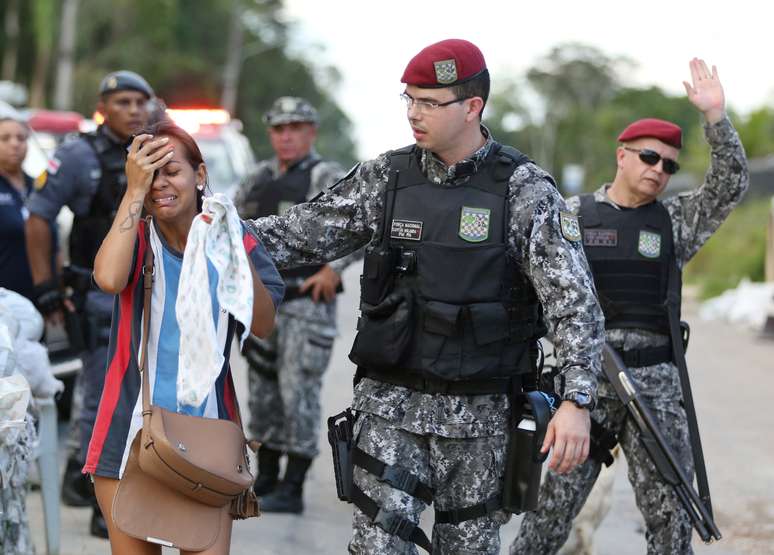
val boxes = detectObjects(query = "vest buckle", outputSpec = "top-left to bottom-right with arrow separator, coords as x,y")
396,249 -> 416,274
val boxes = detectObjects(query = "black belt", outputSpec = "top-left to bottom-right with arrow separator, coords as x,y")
357,367 -> 520,395
615,345 -> 672,368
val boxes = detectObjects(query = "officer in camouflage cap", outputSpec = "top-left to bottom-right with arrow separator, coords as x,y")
235,96 -> 359,514
248,38 -> 604,553
262,96 -> 320,126
511,58 -> 749,555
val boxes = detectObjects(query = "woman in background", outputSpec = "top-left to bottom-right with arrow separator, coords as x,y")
0,116 -> 35,299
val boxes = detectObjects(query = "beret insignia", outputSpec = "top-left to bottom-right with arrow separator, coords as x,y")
433,59 -> 458,85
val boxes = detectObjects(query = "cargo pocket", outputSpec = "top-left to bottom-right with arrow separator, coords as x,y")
421,301 -> 463,379
460,302 -> 516,379
301,326 -> 336,375
349,290 -> 414,368
469,303 -> 509,346
243,333 -> 278,378
360,247 -> 397,305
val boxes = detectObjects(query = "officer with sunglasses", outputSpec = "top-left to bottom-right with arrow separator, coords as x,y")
512,58 -> 749,555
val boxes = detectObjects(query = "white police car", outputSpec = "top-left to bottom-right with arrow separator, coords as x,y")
166,108 -> 256,200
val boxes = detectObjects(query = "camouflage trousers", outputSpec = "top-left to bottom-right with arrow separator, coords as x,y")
511,393 -> 695,555
247,303 -> 336,458
349,412 -> 511,554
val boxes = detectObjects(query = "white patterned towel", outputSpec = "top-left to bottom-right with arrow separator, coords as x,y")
176,194 -> 253,408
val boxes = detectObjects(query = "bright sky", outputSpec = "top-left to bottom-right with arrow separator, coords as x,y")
283,0 -> 772,160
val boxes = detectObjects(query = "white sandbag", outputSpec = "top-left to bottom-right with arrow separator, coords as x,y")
0,373 -> 31,446
0,290 -> 63,397
0,321 -> 16,378
0,288 -> 43,342
15,340 -> 63,398
699,278 -> 774,332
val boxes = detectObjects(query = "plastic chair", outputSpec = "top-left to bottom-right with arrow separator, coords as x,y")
34,396 -> 60,555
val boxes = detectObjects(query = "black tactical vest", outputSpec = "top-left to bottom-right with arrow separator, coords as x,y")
69,127 -> 128,269
241,158 -> 324,282
349,144 -> 547,383
578,194 -> 680,334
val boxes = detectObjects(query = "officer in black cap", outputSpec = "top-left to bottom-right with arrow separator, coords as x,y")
25,69 -> 153,539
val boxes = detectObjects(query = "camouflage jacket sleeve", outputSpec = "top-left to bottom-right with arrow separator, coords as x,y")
250,155 -> 390,269
662,116 -> 749,267
310,160 -> 366,275
508,164 -> 604,401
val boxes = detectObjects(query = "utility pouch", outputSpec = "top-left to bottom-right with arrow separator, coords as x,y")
502,390 -> 552,514
360,246 -> 397,305
349,290 -> 414,368
327,408 -> 355,502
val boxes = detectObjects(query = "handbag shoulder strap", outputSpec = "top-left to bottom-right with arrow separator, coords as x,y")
140,217 -> 154,422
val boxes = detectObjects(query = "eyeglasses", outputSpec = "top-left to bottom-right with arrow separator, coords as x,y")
623,147 -> 680,175
400,92 -> 468,113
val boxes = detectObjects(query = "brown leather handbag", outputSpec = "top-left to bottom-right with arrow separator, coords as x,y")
112,219 -> 258,549
113,435 -> 226,551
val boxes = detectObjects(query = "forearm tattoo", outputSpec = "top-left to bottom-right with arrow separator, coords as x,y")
119,201 -> 143,232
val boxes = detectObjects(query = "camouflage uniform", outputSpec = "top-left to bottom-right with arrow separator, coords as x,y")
251,125 -> 605,554
235,154 -> 356,458
512,116 -> 749,555
0,412 -> 36,554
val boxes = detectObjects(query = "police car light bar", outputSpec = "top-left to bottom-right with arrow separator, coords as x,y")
167,108 -> 231,134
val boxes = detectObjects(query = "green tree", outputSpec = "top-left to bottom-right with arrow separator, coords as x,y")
684,199 -> 769,297
735,107 -> 774,159
0,0 -> 356,165
487,43 -> 632,190
487,43 -> 712,194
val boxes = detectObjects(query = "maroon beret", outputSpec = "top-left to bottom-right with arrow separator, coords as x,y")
618,118 -> 682,149
401,39 -> 487,88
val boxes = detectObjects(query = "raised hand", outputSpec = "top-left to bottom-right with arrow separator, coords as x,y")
683,58 -> 725,124
125,134 -> 174,196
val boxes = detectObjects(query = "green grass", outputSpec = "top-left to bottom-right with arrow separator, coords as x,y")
684,199 -> 770,299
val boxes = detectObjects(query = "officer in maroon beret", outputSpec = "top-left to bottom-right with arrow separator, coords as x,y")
248,38 -> 605,553
512,58 -> 749,555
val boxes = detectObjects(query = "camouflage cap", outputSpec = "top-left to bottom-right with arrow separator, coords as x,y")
263,97 -> 318,127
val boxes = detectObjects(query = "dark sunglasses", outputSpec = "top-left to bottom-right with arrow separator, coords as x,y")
623,146 -> 680,175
